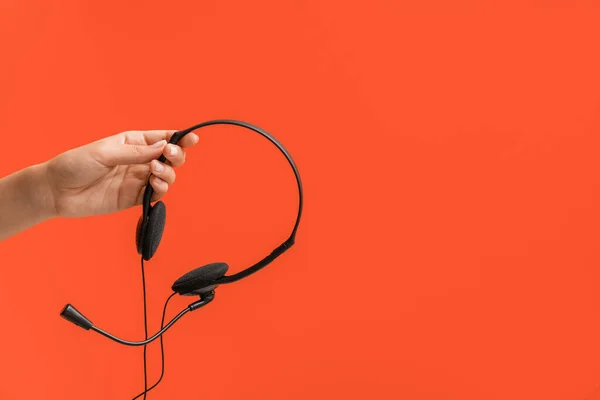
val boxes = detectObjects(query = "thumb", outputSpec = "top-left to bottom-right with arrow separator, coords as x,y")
100,140 -> 167,166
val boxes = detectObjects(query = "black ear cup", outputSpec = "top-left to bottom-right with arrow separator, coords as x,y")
172,262 -> 229,295
138,201 -> 167,261
135,216 -> 144,255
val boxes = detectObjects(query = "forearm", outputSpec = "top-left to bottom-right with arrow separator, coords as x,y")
0,163 -> 56,241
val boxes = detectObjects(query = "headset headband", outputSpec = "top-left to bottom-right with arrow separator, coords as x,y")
140,119 -> 303,286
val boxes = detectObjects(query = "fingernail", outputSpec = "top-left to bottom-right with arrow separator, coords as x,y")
152,140 -> 166,148
168,144 -> 177,156
152,160 -> 164,172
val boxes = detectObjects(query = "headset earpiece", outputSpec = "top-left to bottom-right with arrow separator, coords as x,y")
136,201 -> 167,261
172,262 -> 229,295
135,215 -> 144,255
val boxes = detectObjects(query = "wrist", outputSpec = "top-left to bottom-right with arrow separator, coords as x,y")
24,162 -> 58,221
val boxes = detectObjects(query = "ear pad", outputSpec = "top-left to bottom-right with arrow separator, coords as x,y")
172,262 -> 229,295
139,201 -> 167,261
135,216 -> 144,255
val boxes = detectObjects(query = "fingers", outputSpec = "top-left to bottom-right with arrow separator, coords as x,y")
97,129 -> 199,167
135,130 -> 199,148
97,140 -> 167,166
177,132 -> 199,148
135,130 -> 176,145
149,175 -> 168,201
150,160 -> 176,185
163,132 -> 199,167
147,159 -> 176,202
162,143 -> 187,167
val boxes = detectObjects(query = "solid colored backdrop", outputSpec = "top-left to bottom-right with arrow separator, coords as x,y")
1,1 -> 600,399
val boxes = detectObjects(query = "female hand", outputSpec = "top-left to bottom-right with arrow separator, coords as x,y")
45,130 -> 198,218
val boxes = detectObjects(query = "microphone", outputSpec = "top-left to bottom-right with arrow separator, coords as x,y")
60,304 -> 93,330
60,291 -> 215,347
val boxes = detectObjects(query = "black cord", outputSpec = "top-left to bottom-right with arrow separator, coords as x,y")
141,257 -> 148,400
132,292 -> 177,399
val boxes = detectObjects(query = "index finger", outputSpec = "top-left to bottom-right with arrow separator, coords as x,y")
130,130 -> 199,148
172,131 -> 199,148
123,130 -> 175,145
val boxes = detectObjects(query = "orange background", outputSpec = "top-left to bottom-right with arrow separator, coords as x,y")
1,1 -> 600,399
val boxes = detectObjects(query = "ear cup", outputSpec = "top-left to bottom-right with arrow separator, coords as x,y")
135,216 -> 144,255
140,201 -> 167,261
172,262 -> 229,295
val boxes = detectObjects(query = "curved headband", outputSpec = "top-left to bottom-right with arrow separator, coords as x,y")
141,119 -> 303,286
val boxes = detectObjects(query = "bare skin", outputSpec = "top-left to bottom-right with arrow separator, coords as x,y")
0,130 -> 198,241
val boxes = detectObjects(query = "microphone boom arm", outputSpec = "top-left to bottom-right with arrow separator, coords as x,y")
61,294 -> 214,347
90,307 -> 190,347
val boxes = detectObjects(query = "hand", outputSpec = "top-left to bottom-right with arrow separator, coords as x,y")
45,130 -> 199,218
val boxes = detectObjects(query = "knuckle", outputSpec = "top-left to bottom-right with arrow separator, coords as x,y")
132,145 -> 144,155
152,176 -> 168,191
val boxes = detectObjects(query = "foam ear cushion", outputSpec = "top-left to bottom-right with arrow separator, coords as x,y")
135,216 -> 143,255
172,262 -> 229,295
141,201 -> 167,261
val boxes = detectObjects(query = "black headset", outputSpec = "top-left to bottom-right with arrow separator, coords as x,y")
60,120 -> 303,397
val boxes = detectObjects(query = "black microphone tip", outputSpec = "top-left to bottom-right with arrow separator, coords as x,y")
60,304 -> 93,331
